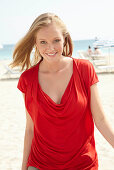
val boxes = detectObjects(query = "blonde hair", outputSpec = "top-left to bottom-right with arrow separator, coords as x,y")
9,13 -> 73,72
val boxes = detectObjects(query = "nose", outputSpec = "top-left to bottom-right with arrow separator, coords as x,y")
46,43 -> 55,51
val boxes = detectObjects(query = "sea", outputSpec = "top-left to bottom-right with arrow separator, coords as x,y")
0,39 -> 114,61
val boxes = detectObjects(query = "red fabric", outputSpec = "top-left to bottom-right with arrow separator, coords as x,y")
17,57 -> 99,170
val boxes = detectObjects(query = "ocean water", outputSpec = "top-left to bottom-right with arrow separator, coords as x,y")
0,39 -> 114,61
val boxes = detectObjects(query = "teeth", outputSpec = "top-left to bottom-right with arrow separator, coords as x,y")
47,53 -> 56,56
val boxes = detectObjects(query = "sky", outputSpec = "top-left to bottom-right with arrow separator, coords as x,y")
0,0 -> 114,44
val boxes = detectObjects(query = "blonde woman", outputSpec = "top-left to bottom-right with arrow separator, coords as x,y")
9,13 -> 114,170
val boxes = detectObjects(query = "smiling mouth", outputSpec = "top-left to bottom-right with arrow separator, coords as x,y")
46,52 -> 57,56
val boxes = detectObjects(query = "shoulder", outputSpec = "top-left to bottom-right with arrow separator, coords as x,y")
20,63 -> 38,82
17,63 -> 38,93
73,58 -> 99,87
73,58 -> 94,72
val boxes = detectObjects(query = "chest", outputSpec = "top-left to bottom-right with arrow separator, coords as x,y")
38,65 -> 73,105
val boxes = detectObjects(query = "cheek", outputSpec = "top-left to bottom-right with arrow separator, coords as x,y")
59,44 -> 64,52
37,45 -> 45,53
56,42 -> 64,50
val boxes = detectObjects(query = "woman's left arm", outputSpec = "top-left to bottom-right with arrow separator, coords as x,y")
90,83 -> 114,148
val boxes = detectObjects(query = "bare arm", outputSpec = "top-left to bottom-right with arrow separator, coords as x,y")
21,93 -> 34,170
90,83 -> 114,148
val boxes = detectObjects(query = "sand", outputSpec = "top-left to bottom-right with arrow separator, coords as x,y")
0,59 -> 114,169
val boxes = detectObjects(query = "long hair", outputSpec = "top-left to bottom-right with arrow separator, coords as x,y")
9,13 -> 73,72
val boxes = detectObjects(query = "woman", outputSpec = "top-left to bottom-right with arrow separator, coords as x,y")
87,46 -> 93,55
9,13 -> 114,170
94,47 -> 102,55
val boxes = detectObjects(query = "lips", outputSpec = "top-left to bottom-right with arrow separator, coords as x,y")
46,52 -> 57,56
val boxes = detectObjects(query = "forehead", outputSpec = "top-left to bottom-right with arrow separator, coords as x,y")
36,23 -> 63,39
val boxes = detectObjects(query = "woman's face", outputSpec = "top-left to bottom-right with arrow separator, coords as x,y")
35,23 -> 65,62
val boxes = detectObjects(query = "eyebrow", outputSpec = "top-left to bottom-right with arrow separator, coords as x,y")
39,37 -> 61,40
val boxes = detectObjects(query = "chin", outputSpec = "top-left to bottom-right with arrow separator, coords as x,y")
44,54 -> 62,61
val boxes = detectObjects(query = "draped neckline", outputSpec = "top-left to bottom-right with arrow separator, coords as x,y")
37,57 -> 74,106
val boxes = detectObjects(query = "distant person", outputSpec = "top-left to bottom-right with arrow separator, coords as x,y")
94,47 -> 102,55
87,45 -> 93,55
9,12 -> 114,170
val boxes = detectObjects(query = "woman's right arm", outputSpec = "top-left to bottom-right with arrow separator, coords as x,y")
21,93 -> 34,170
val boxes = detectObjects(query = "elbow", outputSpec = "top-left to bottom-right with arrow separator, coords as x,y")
25,126 -> 34,138
24,128 -> 34,141
94,115 -> 105,129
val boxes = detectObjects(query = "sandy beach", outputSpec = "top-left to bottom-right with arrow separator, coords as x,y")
0,60 -> 114,170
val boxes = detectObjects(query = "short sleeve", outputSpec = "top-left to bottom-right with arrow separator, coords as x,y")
76,59 -> 99,90
17,72 -> 27,93
87,61 -> 99,87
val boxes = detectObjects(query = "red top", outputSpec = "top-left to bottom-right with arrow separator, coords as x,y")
17,57 -> 99,170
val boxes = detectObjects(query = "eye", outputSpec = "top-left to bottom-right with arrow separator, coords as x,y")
54,39 -> 61,42
40,41 -> 47,44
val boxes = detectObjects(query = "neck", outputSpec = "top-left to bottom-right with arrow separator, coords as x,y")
39,57 -> 67,73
